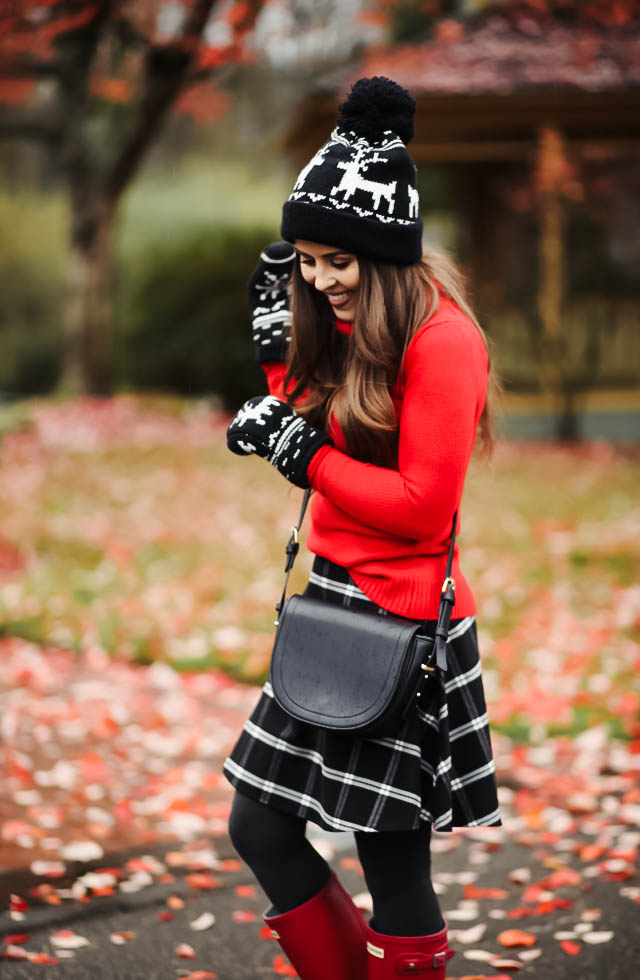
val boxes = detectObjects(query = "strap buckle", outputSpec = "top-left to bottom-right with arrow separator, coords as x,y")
441,576 -> 455,594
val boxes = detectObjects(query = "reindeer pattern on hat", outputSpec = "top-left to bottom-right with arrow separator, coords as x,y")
288,129 -> 418,227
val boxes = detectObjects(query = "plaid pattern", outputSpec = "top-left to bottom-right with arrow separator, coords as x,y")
223,556 -> 501,833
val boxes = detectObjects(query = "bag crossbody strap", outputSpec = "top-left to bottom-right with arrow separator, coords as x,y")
275,489 -> 458,671
275,488 -> 312,626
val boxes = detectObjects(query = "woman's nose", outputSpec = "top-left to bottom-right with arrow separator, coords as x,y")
314,265 -> 336,292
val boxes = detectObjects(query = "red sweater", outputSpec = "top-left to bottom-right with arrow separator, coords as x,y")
262,294 -> 488,619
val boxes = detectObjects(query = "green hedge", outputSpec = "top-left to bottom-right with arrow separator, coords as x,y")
0,224 -> 278,407
0,261 -> 63,396
116,226 -> 275,408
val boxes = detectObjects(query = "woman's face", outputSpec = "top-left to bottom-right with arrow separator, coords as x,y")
295,240 -> 360,322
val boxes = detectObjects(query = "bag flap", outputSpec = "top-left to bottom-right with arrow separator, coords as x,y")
270,594 -> 430,730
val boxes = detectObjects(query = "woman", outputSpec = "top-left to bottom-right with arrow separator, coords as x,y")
224,77 -> 501,980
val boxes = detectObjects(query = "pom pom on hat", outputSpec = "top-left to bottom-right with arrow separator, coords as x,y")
338,76 -> 415,145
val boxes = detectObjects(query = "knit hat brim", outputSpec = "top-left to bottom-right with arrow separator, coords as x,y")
282,200 -> 423,266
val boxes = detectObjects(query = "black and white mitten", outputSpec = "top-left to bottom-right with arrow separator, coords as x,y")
226,396 -> 332,489
248,242 -> 296,364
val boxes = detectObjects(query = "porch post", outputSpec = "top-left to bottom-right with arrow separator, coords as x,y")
536,124 -> 574,438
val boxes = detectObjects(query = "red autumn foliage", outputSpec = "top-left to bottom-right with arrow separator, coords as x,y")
0,1 -> 263,121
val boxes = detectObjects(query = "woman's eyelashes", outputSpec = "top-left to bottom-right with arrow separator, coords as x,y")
298,257 -> 352,270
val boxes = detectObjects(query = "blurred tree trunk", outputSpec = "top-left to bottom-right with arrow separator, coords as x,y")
58,0 -> 220,395
62,196 -> 115,395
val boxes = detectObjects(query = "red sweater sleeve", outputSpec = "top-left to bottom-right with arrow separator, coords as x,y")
262,362 -> 289,400
307,318 -> 488,541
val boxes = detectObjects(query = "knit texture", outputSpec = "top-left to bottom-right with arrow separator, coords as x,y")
226,395 -> 332,489
262,296 -> 488,619
248,242 -> 295,364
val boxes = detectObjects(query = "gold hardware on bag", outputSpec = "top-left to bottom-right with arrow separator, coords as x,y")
420,663 -> 435,673
290,526 -> 299,544
441,576 -> 455,593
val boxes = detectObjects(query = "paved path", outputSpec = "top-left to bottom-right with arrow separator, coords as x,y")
1,827 -> 638,979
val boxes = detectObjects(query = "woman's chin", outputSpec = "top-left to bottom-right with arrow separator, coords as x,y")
328,302 -> 356,322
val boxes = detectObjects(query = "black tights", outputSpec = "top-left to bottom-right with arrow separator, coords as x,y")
228,792 -> 444,936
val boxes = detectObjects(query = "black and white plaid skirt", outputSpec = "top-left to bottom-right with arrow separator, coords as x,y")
223,555 -> 501,833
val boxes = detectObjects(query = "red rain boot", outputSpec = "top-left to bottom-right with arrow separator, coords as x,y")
263,871 -> 368,979
365,920 -> 454,978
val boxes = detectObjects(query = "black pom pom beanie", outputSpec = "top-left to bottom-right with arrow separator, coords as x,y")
281,76 -> 423,265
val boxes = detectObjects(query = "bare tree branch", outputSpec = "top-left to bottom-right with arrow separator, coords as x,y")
103,0 -> 219,203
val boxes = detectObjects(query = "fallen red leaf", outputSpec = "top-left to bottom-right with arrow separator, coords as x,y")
539,868 -> 581,889
464,884 -> 509,900
608,849 -> 637,863
232,909 -> 257,923
235,884 -> 256,897
259,925 -> 276,940
2,934 -> 29,943
2,945 -> 29,960
181,973 -> 217,979
217,859 -> 242,872
598,859 -> 635,882
522,885 -> 546,903
29,883 -> 62,905
560,940 -> 581,955
186,873 -> 221,890
497,929 -> 537,948
273,954 -> 299,976
175,942 -> 196,958
457,976 -> 513,980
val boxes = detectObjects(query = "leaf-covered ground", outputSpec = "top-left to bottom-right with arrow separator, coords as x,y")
1,396 -> 638,742
1,396 -> 639,976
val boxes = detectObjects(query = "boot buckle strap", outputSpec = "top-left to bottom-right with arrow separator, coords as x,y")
395,950 -> 454,973
396,953 -> 429,974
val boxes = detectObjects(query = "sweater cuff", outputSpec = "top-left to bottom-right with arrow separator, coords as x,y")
307,444 -> 334,487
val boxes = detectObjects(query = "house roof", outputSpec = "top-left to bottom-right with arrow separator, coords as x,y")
357,7 -> 640,95
283,6 -> 640,167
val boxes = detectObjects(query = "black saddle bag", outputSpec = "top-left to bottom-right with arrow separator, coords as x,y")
269,490 -> 457,738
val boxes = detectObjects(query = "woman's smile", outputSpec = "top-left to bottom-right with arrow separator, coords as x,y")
326,290 -> 354,308
295,239 -> 360,321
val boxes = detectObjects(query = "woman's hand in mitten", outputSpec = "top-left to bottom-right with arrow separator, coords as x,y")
248,242 -> 296,364
226,396 -> 332,489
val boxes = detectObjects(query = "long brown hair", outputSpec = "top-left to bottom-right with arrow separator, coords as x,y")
285,248 -> 498,466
